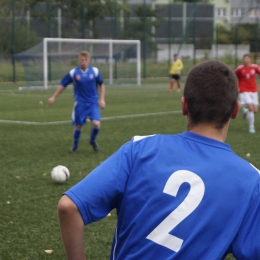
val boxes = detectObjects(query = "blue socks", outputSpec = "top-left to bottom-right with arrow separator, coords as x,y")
73,129 -> 81,148
73,127 -> 100,148
90,127 -> 100,143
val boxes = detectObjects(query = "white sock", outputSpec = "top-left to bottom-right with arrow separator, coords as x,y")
246,111 -> 254,128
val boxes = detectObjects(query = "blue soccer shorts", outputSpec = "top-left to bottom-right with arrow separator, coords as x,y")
72,101 -> 100,126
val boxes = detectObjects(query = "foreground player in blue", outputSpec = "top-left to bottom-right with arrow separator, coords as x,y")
48,51 -> 106,153
58,60 -> 260,260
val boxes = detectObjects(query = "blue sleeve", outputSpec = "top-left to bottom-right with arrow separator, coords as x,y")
231,179 -> 260,259
60,72 -> 73,87
64,141 -> 133,225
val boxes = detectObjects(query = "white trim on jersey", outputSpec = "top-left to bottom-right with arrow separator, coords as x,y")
69,68 -> 75,78
69,68 -> 77,88
71,101 -> 77,122
133,135 -> 156,142
250,163 -> 260,175
112,227 -> 118,260
93,67 -> 99,78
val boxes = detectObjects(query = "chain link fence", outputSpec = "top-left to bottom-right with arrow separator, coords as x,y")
0,1 -> 259,83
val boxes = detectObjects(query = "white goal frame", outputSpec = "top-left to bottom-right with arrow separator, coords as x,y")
43,38 -> 141,89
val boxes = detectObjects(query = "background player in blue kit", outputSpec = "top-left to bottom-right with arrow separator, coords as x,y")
57,60 -> 260,260
48,51 -> 106,153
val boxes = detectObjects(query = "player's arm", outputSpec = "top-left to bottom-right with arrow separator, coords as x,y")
58,195 -> 86,260
48,71 -> 73,105
178,60 -> 184,71
234,66 -> 241,77
48,85 -> 65,105
98,83 -> 106,109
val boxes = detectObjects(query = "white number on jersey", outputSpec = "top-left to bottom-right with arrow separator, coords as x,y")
146,170 -> 205,252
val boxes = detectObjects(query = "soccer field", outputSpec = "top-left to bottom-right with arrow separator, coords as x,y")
0,79 -> 259,259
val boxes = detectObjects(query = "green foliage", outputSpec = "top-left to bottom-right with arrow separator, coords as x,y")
0,0 -> 40,55
119,3 -> 165,55
0,57 -> 238,83
217,23 -> 260,52
1,24 -> 37,54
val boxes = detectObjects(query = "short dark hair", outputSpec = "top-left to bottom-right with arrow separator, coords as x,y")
184,60 -> 238,129
243,53 -> 251,59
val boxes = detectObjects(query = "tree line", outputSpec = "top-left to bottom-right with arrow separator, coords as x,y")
0,0 -> 259,56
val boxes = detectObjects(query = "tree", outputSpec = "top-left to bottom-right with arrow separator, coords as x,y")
0,0 -> 40,54
121,2 -> 165,57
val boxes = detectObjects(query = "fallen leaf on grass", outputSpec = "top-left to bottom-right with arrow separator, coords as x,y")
44,250 -> 54,254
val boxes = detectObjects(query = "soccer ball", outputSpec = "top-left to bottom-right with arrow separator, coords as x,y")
51,165 -> 70,183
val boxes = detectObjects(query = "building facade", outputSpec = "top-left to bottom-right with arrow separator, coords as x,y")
129,0 -> 260,26
231,0 -> 260,24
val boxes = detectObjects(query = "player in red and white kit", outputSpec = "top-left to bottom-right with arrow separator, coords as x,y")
235,53 -> 260,133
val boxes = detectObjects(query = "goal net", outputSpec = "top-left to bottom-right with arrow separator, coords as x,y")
15,38 -> 141,89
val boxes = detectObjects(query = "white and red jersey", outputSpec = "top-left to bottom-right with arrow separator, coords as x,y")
235,64 -> 260,93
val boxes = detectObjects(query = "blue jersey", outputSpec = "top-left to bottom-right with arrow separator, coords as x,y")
60,66 -> 103,103
64,132 -> 260,260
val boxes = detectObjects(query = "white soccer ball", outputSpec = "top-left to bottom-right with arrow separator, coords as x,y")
51,165 -> 70,183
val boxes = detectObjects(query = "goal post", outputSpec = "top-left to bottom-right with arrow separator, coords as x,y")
42,38 -> 141,89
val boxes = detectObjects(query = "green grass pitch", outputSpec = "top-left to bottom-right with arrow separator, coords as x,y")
1,78 -> 259,259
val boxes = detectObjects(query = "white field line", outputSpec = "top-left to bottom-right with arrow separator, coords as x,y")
0,110 -> 181,125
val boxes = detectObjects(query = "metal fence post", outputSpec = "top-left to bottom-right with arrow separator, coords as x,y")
215,24 -> 218,60
82,0 -> 86,39
168,0 -> 172,66
254,24 -> 258,63
142,0 -> 147,79
235,25 -> 238,68
193,0 -> 197,65
47,0 -> 52,82
12,0 -> 16,83
114,0 -> 118,80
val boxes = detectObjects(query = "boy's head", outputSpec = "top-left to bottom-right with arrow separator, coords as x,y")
243,53 -> 251,66
78,51 -> 90,70
183,60 -> 238,129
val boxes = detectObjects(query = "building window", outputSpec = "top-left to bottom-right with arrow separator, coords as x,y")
232,8 -> 242,17
216,8 -> 226,18
249,8 -> 260,17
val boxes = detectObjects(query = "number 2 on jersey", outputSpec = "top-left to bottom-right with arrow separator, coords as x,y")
146,170 -> 205,252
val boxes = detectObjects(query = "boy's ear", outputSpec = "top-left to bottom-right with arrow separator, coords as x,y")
181,97 -> 188,116
231,101 -> 241,119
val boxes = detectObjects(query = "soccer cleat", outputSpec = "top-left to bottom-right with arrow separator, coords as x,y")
90,141 -> 99,151
177,88 -> 181,93
70,146 -> 77,153
249,127 -> 256,134
168,89 -> 173,92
